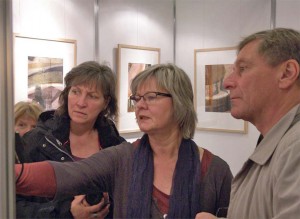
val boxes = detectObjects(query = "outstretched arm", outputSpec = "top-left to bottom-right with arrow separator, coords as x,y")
16,161 -> 56,197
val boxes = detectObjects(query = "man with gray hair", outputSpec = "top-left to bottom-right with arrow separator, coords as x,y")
197,28 -> 300,218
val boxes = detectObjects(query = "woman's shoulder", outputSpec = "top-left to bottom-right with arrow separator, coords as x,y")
199,147 -> 232,178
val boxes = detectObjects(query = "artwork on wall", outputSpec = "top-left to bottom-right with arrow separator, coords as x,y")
194,47 -> 248,133
14,35 -> 77,110
117,44 -> 160,133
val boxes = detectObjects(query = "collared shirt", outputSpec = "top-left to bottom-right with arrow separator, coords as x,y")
228,104 -> 300,219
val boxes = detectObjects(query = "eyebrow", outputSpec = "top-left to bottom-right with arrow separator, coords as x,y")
235,58 -> 251,66
72,85 -> 99,93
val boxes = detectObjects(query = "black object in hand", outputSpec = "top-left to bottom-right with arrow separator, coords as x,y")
85,193 -> 103,206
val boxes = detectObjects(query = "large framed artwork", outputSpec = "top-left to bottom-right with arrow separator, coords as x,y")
14,35 -> 77,110
117,44 -> 160,133
194,47 -> 248,133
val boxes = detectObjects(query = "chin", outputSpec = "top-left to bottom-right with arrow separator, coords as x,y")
231,111 -> 245,120
138,125 -> 152,133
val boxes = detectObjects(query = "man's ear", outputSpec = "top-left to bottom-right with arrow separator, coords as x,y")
278,59 -> 300,89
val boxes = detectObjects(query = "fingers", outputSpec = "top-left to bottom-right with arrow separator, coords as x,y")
90,205 -> 110,219
72,195 -> 86,205
102,192 -> 109,204
88,197 -> 109,212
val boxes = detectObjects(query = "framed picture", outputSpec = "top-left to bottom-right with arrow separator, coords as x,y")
117,44 -> 160,133
194,47 -> 248,133
13,34 -> 77,111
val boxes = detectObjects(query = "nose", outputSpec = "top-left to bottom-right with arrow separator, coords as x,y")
24,126 -> 32,134
223,70 -> 236,90
134,97 -> 147,109
76,94 -> 88,107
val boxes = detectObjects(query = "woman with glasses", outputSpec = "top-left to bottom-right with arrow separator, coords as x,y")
16,63 -> 232,218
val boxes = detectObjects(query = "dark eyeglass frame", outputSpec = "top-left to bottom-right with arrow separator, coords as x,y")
129,91 -> 172,105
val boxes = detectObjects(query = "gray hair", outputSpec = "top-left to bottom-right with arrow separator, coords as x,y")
238,28 -> 300,67
130,63 -> 197,139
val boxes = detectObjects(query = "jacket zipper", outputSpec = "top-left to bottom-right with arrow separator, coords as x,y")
45,136 -> 74,161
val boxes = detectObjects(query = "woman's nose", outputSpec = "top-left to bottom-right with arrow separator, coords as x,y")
134,97 -> 147,109
76,95 -> 87,106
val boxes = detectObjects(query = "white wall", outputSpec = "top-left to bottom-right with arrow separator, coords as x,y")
277,0 -> 300,29
98,0 -> 174,69
13,0 -> 95,64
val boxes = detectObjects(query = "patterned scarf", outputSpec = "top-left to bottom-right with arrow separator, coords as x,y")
127,134 -> 201,218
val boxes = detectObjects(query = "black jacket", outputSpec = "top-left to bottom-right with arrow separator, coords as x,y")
16,110 -> 125,219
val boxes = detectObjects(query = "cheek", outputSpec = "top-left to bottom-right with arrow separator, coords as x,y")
92,102 -> 106,114
67,97 -> 75,110
18,130 -> 26,137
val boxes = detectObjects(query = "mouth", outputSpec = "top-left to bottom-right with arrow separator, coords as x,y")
74,111 -> 87,116
137,115 -> 149,121
230,96 -> 239,100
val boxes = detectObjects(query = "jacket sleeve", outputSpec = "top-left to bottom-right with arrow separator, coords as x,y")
273,132 -> 300,218
215,163 -> 233,217
198,153 -> 233,216
16,195 -> 73,219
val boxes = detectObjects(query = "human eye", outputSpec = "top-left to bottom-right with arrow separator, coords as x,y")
130,95 -> 140,102
70,88 -> 80,95
240,66 -> 246,72
88,94 -> 99,99
236,64 -> 248,75
17,122 -> 26,129
145,93 -> 157,102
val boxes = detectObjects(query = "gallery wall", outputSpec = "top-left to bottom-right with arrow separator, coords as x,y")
13,0 -> 95,63
98,0 -> 174,67
175,0 -> 271,175
11,0 -> 300,176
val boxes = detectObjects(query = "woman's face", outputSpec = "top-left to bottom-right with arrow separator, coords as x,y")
68,84 -> 108,127
134,78 -> 178,136
15,114 -> 37,137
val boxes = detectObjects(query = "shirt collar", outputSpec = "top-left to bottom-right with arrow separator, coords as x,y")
250,104 -> 300,165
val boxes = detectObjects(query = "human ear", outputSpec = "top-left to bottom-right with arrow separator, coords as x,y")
278,59 -> 300,89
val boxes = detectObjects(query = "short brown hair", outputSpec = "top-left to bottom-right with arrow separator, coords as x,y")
55,61 -> 118,121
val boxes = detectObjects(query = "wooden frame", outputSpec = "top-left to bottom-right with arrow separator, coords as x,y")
13,34 -> 77,110
117,44 -> 160,133
194,47 -> 248,133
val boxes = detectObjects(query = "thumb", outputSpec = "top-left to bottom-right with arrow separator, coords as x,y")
72,195 -> 86,204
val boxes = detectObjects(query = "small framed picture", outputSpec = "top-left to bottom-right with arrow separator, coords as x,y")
117,44 -> 160,133
194,47 -> 248,133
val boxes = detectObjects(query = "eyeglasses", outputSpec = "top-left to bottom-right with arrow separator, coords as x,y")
129,92 -> 172,105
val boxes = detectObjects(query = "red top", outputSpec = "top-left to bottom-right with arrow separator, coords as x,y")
152,148 -> 213,214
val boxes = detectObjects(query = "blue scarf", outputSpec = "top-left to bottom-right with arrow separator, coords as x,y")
127,134 -> 201,218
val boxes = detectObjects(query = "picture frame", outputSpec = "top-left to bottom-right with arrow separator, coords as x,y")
117,44 -> 160,133
13,34 -> 77,110
194,47 -> 248,133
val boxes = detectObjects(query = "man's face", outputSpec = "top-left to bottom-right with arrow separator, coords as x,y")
223,40 -> 281,124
